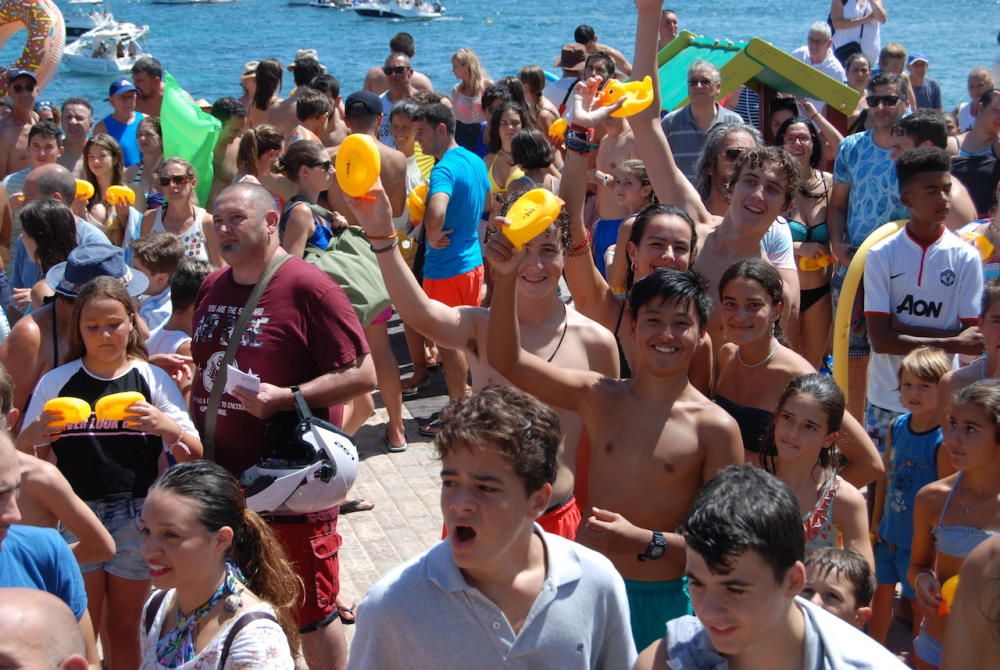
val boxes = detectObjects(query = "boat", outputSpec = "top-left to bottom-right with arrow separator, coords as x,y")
64,3 -> 113,38
309,0 -> 352,7
352,0 -> 445,20
150,0 -> 237,4
62,23 -> 151,75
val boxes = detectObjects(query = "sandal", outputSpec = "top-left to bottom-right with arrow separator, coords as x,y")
340,498 -> 375,514
382,430 -> 408,453
337,602 -> 357,625
418,417 -> 441,437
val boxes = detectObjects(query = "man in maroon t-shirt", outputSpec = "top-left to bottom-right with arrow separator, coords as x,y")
191,183 -> 374,669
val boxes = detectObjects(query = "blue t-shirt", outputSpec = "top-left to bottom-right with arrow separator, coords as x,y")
0,525 -> 88,619
913,78 -> 943,110
833,131 -> 908,247
423,145 -> 488,280
879,413 -> 943,547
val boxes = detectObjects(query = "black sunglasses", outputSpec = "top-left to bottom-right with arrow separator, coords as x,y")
12,83 -> 35,94
688,78 -> 715,87
382,66 -> 409,76
311,160 -> 334,172
866,94 -> 900,108
159,175 -> 191,187
724,147 -> 745,161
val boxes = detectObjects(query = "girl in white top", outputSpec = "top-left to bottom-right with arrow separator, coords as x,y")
829,0 -> 886,64
136,158 -> 222,267
449,47 -> 490,125
139,460 -> 297,669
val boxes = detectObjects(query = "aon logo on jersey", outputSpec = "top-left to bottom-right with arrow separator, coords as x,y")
896,295 -> 942,319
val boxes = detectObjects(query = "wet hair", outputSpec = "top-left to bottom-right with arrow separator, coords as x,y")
389,32 -> 415,58
66,276 -> 147,364
867,72 -> 901,95
295,88 -> 332,122
452,48 -> 488,94
252,58 -> 283,112
895,146 -> 950,192
274,140 -> 326,182
585,51 -> 616,81
680,464 -> 805,582
487,102 -> 532,154
292,57 -> 323,88
510,128 -> 552,170
308,73 -> 340,100
236,124 -> 283,175
628,268 -> 712,333
60,96 -> 93,116
150,460 -> 302,650
774,116 -> 822,168
170,258 -> 211,312
898,346 -> 951,385
806,547 -> 875,608
768,97 -> 799,125
982,277 -> 1000,317
694,122 -> 762,202
436,385 -> 559,495
574,24 -> 596,44
19,198 -> 76,272
210,97 -> 246,123
411,101 -> 456,137
624,204 -> 698,290
761,374 -> 845,476
389,98 -> 420,122
952,379 -> 1000,442
895,109 -> 948,149
131,56 -> 163,79
83,134 -> 125,205
719,258 -> 786,343
728,146 -> 800,210
28,120 -> 63,147
131,232 -> 185,276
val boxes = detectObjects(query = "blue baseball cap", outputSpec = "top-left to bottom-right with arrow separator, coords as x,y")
46,244 -> 149,299
7,68 -> 36,83
107,77 -> 137,99
908,53 -> 929,65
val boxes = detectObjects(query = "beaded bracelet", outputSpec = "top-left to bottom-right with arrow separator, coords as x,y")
371,238 -> 399,254
566,228 -> 593,257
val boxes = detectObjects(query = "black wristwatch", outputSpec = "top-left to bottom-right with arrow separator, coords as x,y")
637,531 -> 667,562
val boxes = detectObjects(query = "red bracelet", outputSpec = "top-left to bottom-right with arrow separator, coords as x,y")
566,228 -> 593,257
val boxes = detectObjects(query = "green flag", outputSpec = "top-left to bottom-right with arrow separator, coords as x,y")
160,71 -> 220,206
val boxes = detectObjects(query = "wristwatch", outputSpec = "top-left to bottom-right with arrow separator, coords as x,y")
637,531 -> 667,562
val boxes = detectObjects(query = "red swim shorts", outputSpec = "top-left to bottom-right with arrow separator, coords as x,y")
267,509 -> 341,633
538,495 -> 582,540
423,265 -> 484,308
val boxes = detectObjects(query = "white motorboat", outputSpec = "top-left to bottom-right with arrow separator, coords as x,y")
62,23 -> 151,75
352,0 -> 444,20
309,0 -> 351,7
150,0 -> 237,4
64,3 -> 113,37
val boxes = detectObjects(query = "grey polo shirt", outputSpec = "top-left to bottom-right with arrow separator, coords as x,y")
660,104 -> 744,181
347,526 -> 637,669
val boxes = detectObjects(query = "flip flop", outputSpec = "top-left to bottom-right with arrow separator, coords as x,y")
340,498 -> 375,514
418,417 -> 441,438
382,431 -> 408,453
337,602 -> 357,625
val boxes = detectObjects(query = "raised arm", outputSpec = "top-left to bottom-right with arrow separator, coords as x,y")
626,0 -> 713,229
836,409 -> 885,488
485,230 -> 603,413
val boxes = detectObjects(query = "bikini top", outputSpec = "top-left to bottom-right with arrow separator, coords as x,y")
933,472 -> 999,558
613,300 -> 632,380
487,155 -> 524,195
712,394 -> 773,454
803,473 -> 841,555
789,219 -> 830,244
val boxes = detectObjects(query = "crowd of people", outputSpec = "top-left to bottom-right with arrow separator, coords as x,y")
0,0 -> 996,667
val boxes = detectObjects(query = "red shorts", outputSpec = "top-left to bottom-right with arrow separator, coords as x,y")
423,265 -> 484,308
538,495 -> 582,540
268,510 -> 341,633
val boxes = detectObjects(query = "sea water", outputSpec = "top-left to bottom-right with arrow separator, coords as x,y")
6,0 -> 998,117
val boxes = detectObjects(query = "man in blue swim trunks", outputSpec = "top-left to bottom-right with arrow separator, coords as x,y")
93,78 -> 145,168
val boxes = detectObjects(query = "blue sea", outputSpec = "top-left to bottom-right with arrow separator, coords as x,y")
5,0 -> 998,117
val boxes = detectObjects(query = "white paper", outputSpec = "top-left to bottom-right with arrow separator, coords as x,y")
225,364 -> 260,396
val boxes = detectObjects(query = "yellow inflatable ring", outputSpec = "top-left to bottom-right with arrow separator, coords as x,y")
0,0 -> 64,97
832,220 -> 905,402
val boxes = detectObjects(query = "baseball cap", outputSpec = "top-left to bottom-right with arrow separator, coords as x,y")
908,53 -> 929,65
7,68 -> 37,83
553,44 -> 586,72
107,77 -> 137,100
344,91 -> 382,118
46,244 -> 149,300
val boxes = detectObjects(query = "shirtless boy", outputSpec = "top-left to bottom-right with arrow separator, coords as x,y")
343,181 -> 618,539
487,233 -> 742,651
0,69 -> 40,178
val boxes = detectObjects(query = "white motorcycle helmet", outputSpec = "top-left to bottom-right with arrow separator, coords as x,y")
240,387 -> 359,515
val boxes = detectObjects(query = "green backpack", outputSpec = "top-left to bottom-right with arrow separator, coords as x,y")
280,197 -> 391,326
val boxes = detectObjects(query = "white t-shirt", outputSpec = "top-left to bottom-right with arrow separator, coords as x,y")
761,219 -> 796,270
147,328 -> 191,357
790,46 -> 847,112
864,226 -> 982,411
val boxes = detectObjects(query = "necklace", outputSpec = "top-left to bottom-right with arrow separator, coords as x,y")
736,342 -> 777,368
956,487 -> 997,515
544,304 -> 569,363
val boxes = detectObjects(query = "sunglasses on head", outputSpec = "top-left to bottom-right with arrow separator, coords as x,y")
688,78 -> 715,87
724,147 -> 745,161
866,94 -> 900,108
383,66 -> 409,76
12,83 -> 35,94
312,159 -> 334,172
159,175 -> 191,187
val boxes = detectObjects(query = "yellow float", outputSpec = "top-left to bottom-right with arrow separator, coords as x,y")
406,182 -> 428,225
597,76 -> 654,118
43,397 -> 91,429
938,574 -> 959,616
75,179 -> 94,201
104,185 -> 135,206
95,391 -> 145,422
336,134 -> 380,198
502,188 -> 563,250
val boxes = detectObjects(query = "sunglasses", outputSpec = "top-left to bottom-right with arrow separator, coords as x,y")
311,160 -> 334,172
688,78 -> 715,87
382,66 -> 409,76
866,94 -> 900,108
723,147 -> 745,161
12,83 -> 35,94
159,175 -> 191,187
